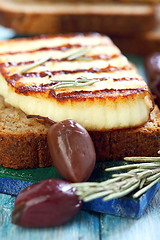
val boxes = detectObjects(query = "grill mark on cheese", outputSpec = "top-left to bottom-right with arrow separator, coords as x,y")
0,54 -> 121,67
14,82 -> 148,97
0,44 -> 82,56
8,76 -> 142,90
55,88 -> 148,99
0,42 -> 112,56
5,65 -> 133,82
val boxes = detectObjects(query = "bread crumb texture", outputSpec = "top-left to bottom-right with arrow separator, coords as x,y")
0,96 -> 49,133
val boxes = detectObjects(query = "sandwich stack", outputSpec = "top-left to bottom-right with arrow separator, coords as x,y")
0,33 -> 159,169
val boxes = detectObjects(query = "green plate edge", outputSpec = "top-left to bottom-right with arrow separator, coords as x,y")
0,161 -> 127,183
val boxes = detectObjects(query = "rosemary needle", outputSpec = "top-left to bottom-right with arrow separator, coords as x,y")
121,178 -> 139,190
146,171 -> 160,182
124,156 -> 160,162
54,80 -> 98,89
139,178 -> 146,189
132,177 -> 160,198
66,48 -> 91,61
51,77 -> 99,89
50,77 -> 94,83
105,162 -> 160,171
21,56 -> 51,73
82,190 -> 114,202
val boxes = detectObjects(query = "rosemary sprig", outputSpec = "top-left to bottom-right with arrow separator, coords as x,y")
21,56 -> 51,73
124,156 -> 160,162
21,48 -> 91,73
72,155 -> 160,202
63,48 -> 91,61
51,76 -> 99,89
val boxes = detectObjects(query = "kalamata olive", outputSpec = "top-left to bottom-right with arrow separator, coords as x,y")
47,120 -> 96,183
145,52 -> 160,107
12,178 -> 82,227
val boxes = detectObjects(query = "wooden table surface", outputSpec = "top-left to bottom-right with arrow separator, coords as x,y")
1,191 -> 160,240
0,26 -> 160,240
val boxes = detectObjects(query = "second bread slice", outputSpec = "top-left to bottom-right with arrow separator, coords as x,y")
0,1 -> 156,35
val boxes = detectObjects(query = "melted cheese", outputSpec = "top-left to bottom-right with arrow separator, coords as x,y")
0,33 -> 153,130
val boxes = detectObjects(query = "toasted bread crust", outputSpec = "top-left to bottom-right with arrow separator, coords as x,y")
0,96 -> 159,169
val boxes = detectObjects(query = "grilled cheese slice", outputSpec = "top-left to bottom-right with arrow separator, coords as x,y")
0,33 -> 153,130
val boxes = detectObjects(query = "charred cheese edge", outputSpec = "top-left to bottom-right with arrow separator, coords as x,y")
0,33 -> 153,130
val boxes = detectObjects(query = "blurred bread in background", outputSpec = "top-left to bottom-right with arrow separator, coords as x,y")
112,3 -> 160,55
0,0 -> 159,55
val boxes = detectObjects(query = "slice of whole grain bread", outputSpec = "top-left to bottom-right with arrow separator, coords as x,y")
0,95 -> 159,169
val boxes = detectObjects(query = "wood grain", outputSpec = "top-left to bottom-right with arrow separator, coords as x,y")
100,190 -> 160,240
0,190 -> 160,240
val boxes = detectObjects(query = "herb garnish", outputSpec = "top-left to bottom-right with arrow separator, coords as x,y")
21,48 -> 91,73
50,76 -> 99,89
21,56 -> 51,74
72,154 -> 160,202
64,48 -> 91,61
